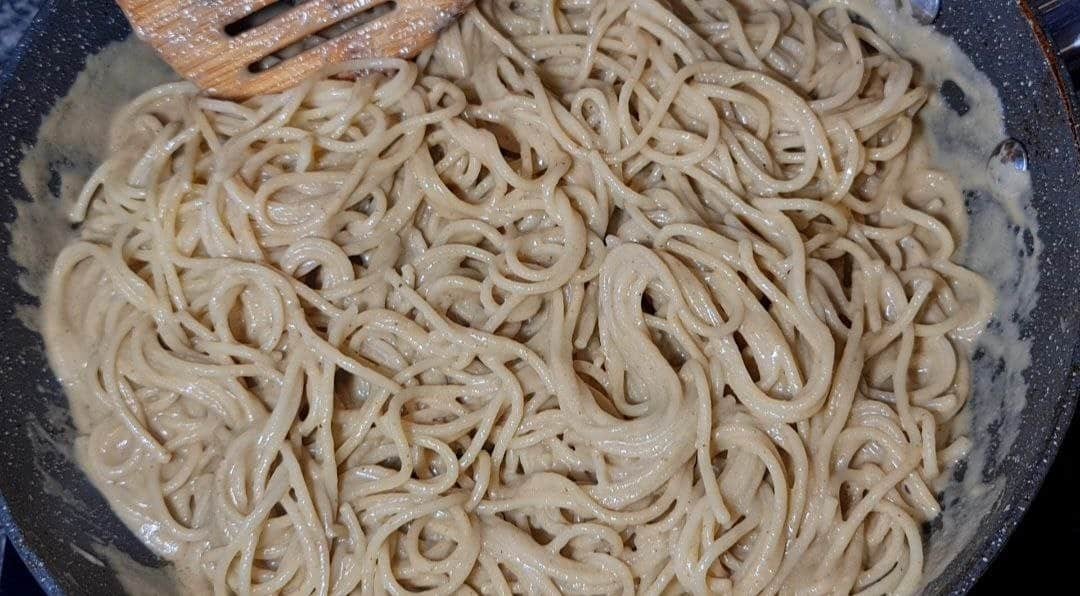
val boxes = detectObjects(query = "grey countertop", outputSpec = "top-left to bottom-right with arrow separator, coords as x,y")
0,0 -> 40,69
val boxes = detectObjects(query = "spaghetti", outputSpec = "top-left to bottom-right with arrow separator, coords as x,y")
44,0 -> 994,593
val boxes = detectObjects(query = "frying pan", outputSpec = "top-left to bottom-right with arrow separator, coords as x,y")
0,0 -> 1078,593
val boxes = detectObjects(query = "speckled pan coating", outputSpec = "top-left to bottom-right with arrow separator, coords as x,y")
0,0 -> 1077,594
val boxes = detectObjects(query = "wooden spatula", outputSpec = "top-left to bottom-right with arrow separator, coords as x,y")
116,0 -> 473,99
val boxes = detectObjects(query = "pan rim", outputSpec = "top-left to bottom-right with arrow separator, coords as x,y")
0,0 -> 83,590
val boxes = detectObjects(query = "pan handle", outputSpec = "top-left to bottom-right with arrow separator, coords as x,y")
1034,0 -> 1080,79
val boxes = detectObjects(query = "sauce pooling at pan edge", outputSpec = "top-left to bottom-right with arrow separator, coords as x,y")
43,0 -> 998,593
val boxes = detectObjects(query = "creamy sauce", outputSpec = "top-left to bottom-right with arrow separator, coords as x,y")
838,1 -> 1040,586
9,1 -> 1040,592
9,37 -> 180,588
14,38 -> 174,308
89,542 -> 181,596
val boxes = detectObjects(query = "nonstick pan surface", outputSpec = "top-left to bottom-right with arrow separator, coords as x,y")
1,0 -> 1079,593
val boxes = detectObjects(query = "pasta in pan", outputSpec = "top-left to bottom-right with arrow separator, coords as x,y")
44,0 -> 993,593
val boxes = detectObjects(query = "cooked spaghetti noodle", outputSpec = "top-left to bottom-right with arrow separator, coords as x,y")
44,0 -> 994,593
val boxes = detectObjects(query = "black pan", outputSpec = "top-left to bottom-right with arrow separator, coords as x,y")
1,0 -> 1078,593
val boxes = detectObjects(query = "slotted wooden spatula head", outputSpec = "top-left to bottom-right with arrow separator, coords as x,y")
117,0 -> 473,99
